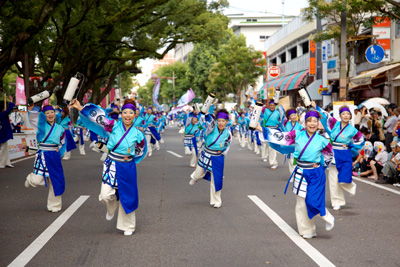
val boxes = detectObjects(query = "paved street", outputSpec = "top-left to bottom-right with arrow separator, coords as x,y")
1,125 -> 400,267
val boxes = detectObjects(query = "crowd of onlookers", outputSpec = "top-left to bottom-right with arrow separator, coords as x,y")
348,103 -> 400,186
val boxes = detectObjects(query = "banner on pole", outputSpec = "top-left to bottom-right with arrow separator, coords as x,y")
15,76 -> 26,105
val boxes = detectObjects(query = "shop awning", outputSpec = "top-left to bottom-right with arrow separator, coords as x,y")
349,63 -> 400,89
261,70 -> 309,92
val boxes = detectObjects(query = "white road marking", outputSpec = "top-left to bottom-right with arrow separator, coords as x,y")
248,195 -> 335,267
8,195 -> 90,267
166,150 -> 183,158
353,176 -> 400,196
11,155 -> 36,164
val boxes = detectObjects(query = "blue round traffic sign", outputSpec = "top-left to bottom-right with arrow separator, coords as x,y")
365,45 -> 385,64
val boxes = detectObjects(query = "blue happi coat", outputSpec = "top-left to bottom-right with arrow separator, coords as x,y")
29,110 -> 66,196
317,106 -> 364,183
197,113 -> 232,192
79,103 -> 147,214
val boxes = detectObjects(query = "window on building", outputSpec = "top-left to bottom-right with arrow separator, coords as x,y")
289,46 -> 297,60
302,41 -> 309,54
279,53 -> 286,63
260,35 -> 268,41
252,19 -> 257,22
246,19 -> 251,22
271,58 -> 277,65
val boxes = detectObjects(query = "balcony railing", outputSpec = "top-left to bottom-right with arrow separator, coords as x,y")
264,17 -> 311,49
276,53 -> 310,77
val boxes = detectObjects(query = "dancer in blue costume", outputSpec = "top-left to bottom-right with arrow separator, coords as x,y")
134,109 -> 145,131
189,108 -> 232,208
236,111 -> 249,147
261,100 -> 283,169
56,106 -> 77,160
258,110 -> 335,238
25,105 -> 67,212
75,116 -> 86,155
72,99 -> 147,236
312,101 -> 365,211
284,108 -> 304,174
183,111 -> 201,167
0,95 -> 15,168
143,107 -> 161,157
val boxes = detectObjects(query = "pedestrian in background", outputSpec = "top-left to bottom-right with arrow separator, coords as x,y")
0,95 -> 15,168
10,106 -> 23,133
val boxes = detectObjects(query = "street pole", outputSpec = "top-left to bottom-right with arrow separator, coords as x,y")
282,0 -> 285,27
172,71 -> 176,106
339,9 -> 347,101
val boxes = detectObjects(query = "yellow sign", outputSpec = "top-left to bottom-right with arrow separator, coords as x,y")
318,87 -> 328,94
333,101 -> 354,106
268,87 -> 275,97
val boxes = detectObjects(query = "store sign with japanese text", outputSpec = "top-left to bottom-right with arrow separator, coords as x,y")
309,40 -> 316,76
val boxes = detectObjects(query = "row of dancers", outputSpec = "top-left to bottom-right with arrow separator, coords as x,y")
180,99 -> 364,239
22,94 -> 364,239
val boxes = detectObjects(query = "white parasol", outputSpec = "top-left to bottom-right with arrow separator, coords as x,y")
362,97 -> 390,106
359,102 -> 388,117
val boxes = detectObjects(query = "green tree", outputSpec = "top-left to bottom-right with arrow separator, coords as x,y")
1,0 -> 229,106
137,61 -> 191,106
206,34 -> 265,103
186,30 -> 234,99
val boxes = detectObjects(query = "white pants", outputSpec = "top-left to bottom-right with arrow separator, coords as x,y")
247,137 -> 253,150
145,135 -> 152,156
26,173 -> 62,212
191,165 -> 222,207
99,183 -> 136,232
288,157 -> 295,175
328,165 -> 356,207
63,151 -> 71,160
254,140 -> 260,154
295,196 -> 334,236
239,134 -> 246,147
266,143 -> 277,166
0,141 -> 11,167
185,146 -> 198,167
78,140 -> 85,155
261,142 -> 268,159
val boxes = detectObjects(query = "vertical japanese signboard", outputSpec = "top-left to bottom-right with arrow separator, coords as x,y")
373,17 -> 391,62
309,40 -> 316,76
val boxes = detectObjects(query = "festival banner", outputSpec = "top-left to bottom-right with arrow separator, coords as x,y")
15,76 -> 26,105
168,88 -> 195,115
152,77 -> 164,111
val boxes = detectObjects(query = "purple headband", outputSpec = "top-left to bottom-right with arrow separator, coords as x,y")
339,107 -> 351,114
42,105 -> 55,113
305,110 -> 320,121
287,109 -> 296,117
269,100 -> 275,105
121,103 -> 136,111
216,112 -> 229,120
147,107 -> 153,110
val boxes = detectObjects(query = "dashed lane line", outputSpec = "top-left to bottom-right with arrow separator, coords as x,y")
166,150 -> 183,158
248,195 -> 335,267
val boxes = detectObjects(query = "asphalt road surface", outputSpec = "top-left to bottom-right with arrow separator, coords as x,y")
1,125 -> 400,267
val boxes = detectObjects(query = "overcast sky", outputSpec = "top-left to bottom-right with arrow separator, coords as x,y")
223,0 -> 309,16
136,0 -> 310,87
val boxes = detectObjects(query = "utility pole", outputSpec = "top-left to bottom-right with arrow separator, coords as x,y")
281,0 -> 285,27
339,8 -> 347,101
172,71 -> 176,106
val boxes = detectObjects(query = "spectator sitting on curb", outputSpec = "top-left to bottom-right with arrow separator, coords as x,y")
379,142 -> 400,185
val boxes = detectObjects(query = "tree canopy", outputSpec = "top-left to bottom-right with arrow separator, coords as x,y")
0,0 -> 229,105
